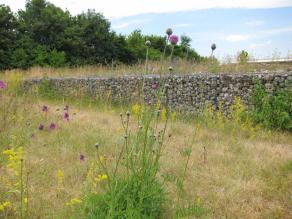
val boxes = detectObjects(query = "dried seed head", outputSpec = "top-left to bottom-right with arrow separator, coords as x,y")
168,134 -> 172,138
211,43 -> 216,51
166,28 -> 173,36
124,135 -> 128,139
145,40 -> 151,47
95,143 -> 100,149
119,113 -> 123,117
139,125 -> 143,129
168,66 -> 173,72
126,111 -> 131,117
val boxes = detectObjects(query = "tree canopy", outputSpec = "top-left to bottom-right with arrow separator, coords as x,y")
0,0 -> 202,70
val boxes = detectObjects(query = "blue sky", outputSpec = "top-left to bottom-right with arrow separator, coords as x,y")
2,0 -> 292,60
111,8 -> 292,60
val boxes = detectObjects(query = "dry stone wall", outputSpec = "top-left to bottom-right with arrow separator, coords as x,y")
23,72 -> 292,111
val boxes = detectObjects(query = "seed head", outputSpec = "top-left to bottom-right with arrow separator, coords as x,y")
145,40 -> 151,47
95,143 -> 100,149
166,28 -> 173,36
211,43 -> 216,51
168,66 -> 173,72
126,111 -> 131,117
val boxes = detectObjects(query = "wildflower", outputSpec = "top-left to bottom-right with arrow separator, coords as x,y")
42,105 -> 48,112
38,124 -> 44,130
0,80 -> 7,90
132,103 -> 141,117
161,108 -> 167,121
169,35 -> 179,45
151,82 -> 158,90
64,105 -> 69,111
166,28 -> 173,36
171,111 -> 176,121
57,169 -> 64,184
63,112 -> 69,121
49,122 -> 56,130
65,198 -> 82,206
94,174 -> 108,183
80,154 -> 85,162
0,201 -> 11,212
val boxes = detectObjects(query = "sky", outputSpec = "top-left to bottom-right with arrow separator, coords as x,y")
1,0 -> 292,60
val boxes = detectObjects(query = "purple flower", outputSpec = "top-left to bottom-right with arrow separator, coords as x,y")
169,35 -> 179,45
151,82 -> 158,90
38,124 -> 44,130
42,105 -> 49,113
64,105 -> 69,111
147,97 -> 152,105
0,80 -> 7,90
80,154 -> 85,162
49,122 -> 56,130
63,112 -> 69,121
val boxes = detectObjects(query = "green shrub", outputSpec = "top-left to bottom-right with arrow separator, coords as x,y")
85,176 -> 165,219
49,50 -> 66,67
250,81 -> 292,131
38,75 -> 56,98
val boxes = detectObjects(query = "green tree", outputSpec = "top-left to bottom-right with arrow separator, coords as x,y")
0,5 -> 17,70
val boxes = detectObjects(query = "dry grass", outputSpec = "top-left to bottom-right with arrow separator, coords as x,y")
1,60 -> 292,80
1,94 -> 291,218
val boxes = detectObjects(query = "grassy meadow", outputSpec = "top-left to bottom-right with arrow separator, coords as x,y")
0,71 -> 292,219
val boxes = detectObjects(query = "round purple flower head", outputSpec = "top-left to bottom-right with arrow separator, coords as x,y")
63,112 -> 69,121
49,122 -> 56,130
151,82 -> 158,90
42,105 -> 49,113
80,154 -> 85,162
0,80 -> 7,90
169,35 -> 179,45
38,124 -> 44,130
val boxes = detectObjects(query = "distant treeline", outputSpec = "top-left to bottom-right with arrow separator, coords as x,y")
0,0 -> 202,70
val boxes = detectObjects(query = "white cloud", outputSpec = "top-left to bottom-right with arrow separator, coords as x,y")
112,18 -> 150,29
2,0 -> 292,18
250,40 -> 271,48
245,20 -> 264,26
225,34 -> 250,42
112,23 -> 130,29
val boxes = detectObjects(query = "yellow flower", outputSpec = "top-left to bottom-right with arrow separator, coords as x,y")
132,103 -> 141,117
65,198 -> 82,206
57,170 -> 64,184
161,108 -> 167,121
170,111 -> 176,122
0,201 -> 11,212
94,174 -> 108,183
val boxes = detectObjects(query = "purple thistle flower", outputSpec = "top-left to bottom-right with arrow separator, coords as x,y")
80,154 -> 85,162
169,35 -> 179,45
0,80 -> 7,90
64,105 -> 69,111
42,105 -> 49,113
49,122 -> 56,130
151,82 -> 158,90
38,124 -> 44,130
63,112 -> 69,121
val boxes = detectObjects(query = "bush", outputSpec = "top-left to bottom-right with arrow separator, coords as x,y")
250,81 -> 292,131
38,75 -> 56,98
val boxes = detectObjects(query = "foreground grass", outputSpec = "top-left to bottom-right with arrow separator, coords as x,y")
1,94 -> 291,218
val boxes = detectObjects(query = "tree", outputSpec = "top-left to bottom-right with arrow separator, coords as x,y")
237,50 -> 249,64
0,5 -> 17,69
